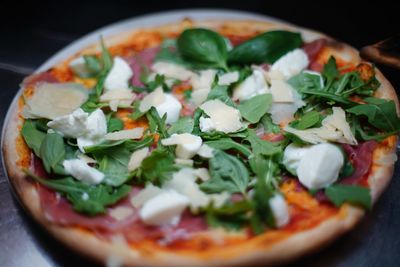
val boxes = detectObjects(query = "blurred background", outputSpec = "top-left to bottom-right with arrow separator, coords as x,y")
0,1 -> 399,266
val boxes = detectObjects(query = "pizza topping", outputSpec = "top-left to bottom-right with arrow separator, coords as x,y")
271,48 -> 309,79
104,57 -> 133,91
139,190 -> 190,226
21,28 -> 400,244
200,100 -> 243,133
269,194 -> 290,228
161,133 -> 203,159
283,143 -> 344,190
23,82 -> 88,119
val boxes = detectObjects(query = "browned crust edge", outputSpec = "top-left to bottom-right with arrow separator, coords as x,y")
2,19 -> 398,267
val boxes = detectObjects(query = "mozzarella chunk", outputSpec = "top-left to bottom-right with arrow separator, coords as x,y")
200,100 -> 242,133
155,93 -> 182,124
69,57 -> 93,77
284,107 -> 357,145
47,108 -> 88,138
139,87 -> 165,113
218,71 -> 239,86
77,109 -> 107,152
232,69 -> 269,101
271,49 -> 309,79
127,147 -> 149,171
152,62 -> 194,81
104,57 -> 133,91
161,133 -> 202,159
139,190 -> 190,226
197,144 -> 215,158
63,158 -> 104,185
105,128 -> 144,141
269,194 -> 290,228
297,143 -> 344,189
22,83 -> 88,120
282,143 -> 310,175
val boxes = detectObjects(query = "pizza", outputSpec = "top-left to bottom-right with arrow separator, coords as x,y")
3,18 -> 399,266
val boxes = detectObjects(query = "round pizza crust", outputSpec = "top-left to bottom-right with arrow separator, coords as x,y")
2,18 -> 398,267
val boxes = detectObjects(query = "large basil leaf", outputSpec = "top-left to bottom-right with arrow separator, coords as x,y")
238,93 -> 272,123
325,184 -> 371,210
245,129 -> 282,157
21,119 -> 46,156
228,31 -> 302,64
200,150 -> 249,195
27,171 -> 131,216
39,133 -> 66,174
177,28 -> 228,70
96,147 -> 131,186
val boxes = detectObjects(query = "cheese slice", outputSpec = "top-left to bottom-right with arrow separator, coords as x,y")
200,100 -> 242,133
105,128 -> 144,141
139,87 -> 165,113
269,79 -> 294,102
152,62 -> 194,81
127,147 -> 149,171
161,133 -> 202,159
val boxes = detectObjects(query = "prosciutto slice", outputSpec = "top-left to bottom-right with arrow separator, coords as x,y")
128,47 -> 160,87
303,38 -> 327,72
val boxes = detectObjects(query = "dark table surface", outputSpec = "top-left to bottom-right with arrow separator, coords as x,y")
1,1 -> 400,266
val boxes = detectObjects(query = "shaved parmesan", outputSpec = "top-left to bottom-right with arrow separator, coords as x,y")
139,87 -> 165,113
270,80 -> 294,102
161,133 -> 202,159
130,184 -> 163,208
269,89 -> 305,125
23,83 -> 88,120
152,62 -> 194,81
191,89 -> 210,106
197,144 -> 214,158
100,89 -> 136,112
109,206 -> 134,221
190,69 -> 217,90
284,107 -> 357,145
200,100 -> 242,133
105,128 -> 144,141
218,71 -> 239,86
127,147 -> 149,171
175,158 -> 194,166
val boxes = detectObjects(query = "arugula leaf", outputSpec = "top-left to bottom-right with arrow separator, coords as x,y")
146,107 -> 169,139
168,116 -> 194,135
85,136 -> 153,154
205,200 -> 252,231
260,114 -> 281,134
177,28 -> 228,70
322,56 -> 340,88
80,93 -> 104,113
205,138 -> 252,157
39,133 -> 66,174
96,147 -> 131,186
95,37 -> 113,97
27,171 -> 131,215
21,119 -> 46,156
200,150 -> 249,195
106,115 -> 124,133
246,129 -> 282,157
325,184 -> 371,210
289,110 -> 322,130
206,85 -> 236,107
238,94 -> 272,123
288,71 -> 323,92
183,89 -> 192,101
350,116 -> 393,141
347,98 -> 400,132
228,31 -> 302,64
134,148 -> 178,186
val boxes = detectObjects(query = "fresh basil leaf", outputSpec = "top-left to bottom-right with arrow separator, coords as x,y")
325,184 -> 371,210
177,28 -> 228,70
27,170 -> 131,215
40,133 -> 66,174
290,110 -> 322,130
347,99 -> 400,132
86,136 -> 153,154
135,148 -> 178,186
200,150 -> 249,195
107,116 -> 124,133
206,85 -> 236,107
205,138 -> 252,157
95,37 -> 113,97
97,147 -> 131,186
168,116 -> 194,135
238,94 -> 272,124
288,71 -> 323,92
21,119 -> 46,156
155,39 -> 190,67
228,31 -> 302,64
